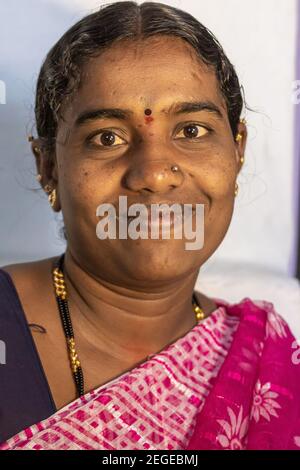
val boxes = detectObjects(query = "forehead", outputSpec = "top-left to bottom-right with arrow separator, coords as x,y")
62,35 -> 225,121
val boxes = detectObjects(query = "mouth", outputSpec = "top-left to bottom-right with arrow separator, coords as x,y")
116,204 -> 196,234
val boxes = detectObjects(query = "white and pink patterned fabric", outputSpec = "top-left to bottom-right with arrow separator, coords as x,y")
1,297 -> 300,450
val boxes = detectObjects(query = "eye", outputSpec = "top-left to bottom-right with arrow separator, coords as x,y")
175,123 -> 210,140
87,130 -> 126,148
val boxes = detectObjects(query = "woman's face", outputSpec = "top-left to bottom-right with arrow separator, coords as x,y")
46,35 -> 246,287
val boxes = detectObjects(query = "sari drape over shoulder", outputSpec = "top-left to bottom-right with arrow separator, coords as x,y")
1,297 -> 300,450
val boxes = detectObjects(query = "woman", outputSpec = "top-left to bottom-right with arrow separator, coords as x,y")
0,1 -> 299,450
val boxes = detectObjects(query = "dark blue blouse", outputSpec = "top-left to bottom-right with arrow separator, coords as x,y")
0,267 -> 56,443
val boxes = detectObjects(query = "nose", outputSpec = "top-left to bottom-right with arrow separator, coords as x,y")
123,160 -> 184,193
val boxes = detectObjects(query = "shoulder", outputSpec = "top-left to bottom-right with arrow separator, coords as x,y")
249,298 -> 291,340
204,296 -> 294,338
224,297 -> 294,340
0,256 -> 60,323
1,257 -> 59,284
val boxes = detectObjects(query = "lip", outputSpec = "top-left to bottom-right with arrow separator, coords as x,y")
116,202 -> 196,218
116,204 -> 195,235
117,205 -> 195,217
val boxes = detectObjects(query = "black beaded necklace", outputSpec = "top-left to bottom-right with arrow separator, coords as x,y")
52,253 -> 205,398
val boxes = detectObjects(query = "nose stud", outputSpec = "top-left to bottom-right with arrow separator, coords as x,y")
171,165 -> 179,172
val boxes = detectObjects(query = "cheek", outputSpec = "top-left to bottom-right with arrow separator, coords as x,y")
58,157 -> 120,213
197,152 -> 237,199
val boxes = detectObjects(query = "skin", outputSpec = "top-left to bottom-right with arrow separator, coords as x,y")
2,35 -> 247,410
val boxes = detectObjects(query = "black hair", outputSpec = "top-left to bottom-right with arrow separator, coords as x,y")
34,0 -> 244,158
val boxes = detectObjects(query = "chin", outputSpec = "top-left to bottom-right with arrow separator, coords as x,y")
123,247 -> 197,283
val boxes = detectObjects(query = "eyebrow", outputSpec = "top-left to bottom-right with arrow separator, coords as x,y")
169,101 -> 223,118
74,100 -> 223,127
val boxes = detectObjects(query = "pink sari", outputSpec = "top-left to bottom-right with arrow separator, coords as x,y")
1,297 -> 300,450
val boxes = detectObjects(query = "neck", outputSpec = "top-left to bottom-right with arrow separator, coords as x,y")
60,248 -> 200,364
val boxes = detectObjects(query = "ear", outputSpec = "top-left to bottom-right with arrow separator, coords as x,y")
31,137 -> 61,212
234,120 -> 247,173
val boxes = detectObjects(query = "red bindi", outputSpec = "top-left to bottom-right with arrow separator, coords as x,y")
145,115 -> 154,124
144,108 -> 154,124
144,108 -> 153,124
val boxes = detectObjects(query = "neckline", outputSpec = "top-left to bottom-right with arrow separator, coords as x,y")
0,266 -> 228,413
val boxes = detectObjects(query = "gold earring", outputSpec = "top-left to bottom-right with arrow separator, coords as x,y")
234,183 -> 239,197
236,118 -> 246,141
48,188 -> 57,208
240,156 -> 245,165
